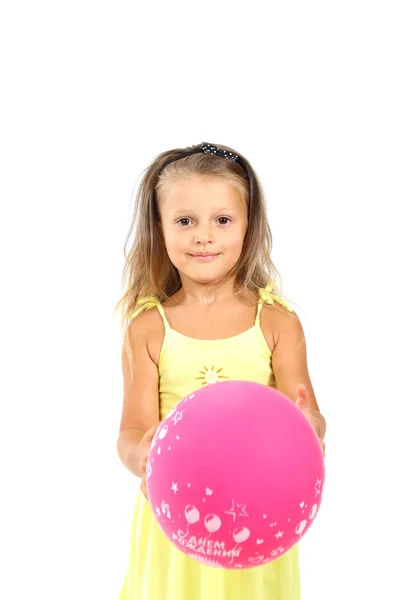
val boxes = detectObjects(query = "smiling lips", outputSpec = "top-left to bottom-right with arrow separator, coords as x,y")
189,252 -> 220,261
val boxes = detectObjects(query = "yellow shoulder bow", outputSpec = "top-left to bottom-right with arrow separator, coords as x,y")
131,296 -> 158,320
259,281 -> 294,312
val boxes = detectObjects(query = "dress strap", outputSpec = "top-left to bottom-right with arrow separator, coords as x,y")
255,280 -> 294,324
131,296 -> 171,331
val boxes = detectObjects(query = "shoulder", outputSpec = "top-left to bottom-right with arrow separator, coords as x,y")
260,303 -> 303,352
130,303 -> 162,328
266,303 -> 307,376
129,306 -> 165,365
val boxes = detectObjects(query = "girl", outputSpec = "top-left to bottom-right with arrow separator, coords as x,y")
115,142 -> 326,600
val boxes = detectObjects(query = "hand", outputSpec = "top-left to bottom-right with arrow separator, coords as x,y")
295,384 -> 326,457
138,423 -> 160,500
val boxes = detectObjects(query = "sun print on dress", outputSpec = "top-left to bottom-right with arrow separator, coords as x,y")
196,365 -> 229,385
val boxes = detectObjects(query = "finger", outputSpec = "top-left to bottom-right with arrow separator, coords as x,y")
150,422 -> 160,434
295,385 -> 307,408
141,475 -> 148,499
145,423 -> 160,441
295,398 -> 304,410
319,440 -> 326,457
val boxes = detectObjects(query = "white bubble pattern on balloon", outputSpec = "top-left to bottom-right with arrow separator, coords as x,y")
185,505 -> 200,524
158,425 -> 169,439
164,467 -> 320,562
202,513 -> 222,544
161,501 -> 171,519
295,520 -> 307,536
233,526 -> 250,544
309,503 -> 318,520
181,394 -> 195,405
289,476 -> 323,540
178,504 -> 200,539
204,514 -> 222,533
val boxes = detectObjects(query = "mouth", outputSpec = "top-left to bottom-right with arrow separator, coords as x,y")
189,252 -> 220,261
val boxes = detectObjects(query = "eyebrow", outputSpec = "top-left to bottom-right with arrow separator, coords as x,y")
171,207 -> 238,216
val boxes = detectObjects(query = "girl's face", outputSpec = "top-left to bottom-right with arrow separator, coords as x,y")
159,176 -> 248,285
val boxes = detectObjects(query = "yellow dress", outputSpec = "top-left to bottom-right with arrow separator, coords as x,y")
119,282 -> 300,600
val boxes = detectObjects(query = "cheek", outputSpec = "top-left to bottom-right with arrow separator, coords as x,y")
166,230 -> 180,244
226,227 -> 246,252
163,229 -> 187,253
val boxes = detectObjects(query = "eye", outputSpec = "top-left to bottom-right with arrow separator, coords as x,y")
216,217 -> 231,225
176,218 -> 192,227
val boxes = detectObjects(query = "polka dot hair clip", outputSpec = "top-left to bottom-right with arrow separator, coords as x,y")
201,142 -> 239,162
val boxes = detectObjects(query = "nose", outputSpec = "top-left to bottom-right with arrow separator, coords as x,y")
194,224 -> 214,245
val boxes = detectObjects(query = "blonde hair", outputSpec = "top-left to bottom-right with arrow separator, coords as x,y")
113,142 -> 294,356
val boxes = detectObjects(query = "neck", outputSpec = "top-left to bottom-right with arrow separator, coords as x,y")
176,278 -> 237,306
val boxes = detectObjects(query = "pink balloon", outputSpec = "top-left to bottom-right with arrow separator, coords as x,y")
146,381 -> 325,569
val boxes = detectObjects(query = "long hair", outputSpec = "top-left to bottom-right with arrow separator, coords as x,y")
113,142 -> 294,354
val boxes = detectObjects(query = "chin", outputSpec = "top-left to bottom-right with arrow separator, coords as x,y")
184,270 -> 231,285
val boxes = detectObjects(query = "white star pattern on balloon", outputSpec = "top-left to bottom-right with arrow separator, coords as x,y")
225,500 -> 238,522
171,482 -> 179,494
237,503 -> 249,518
314,478 -> 322,496
225,499 -> 250,522
171,410 -> 184,425
275,531 -> 284,539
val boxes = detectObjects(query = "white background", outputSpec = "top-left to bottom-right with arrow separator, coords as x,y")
1,1 -> 404,598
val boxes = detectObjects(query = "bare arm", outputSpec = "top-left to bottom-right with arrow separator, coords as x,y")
116,311 -> 161,477
271,310 -> 326,441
